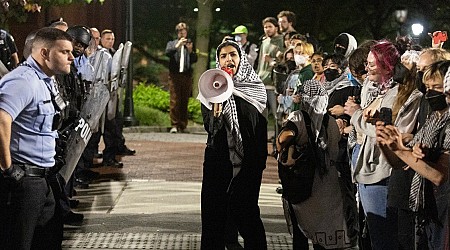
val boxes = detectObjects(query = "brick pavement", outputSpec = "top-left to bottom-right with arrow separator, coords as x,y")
91,133 -> 280,185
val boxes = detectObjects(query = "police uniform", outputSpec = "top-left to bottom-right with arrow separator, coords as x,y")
0,56 -> 59,249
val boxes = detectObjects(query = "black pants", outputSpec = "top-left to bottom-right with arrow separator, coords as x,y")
103,111 -> 126,161
201,157 -> 267,250
0,175 -> 58,250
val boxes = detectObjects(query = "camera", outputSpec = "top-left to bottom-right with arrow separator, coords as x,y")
186,38 -> 192,43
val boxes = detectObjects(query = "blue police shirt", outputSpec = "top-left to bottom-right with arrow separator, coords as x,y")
0,57 -> 57,167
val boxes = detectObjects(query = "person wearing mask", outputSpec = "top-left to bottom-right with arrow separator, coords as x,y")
231,25 -> 258,69
376,60 -> 450,250
198,40 -> 268,249
0,27 -> 74,249
334,33 -> 358,59
277,42 -> 314,116
165,22 -> 198,134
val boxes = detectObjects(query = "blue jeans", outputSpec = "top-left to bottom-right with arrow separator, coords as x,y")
359,179 -> 398,250
351,144 -> 361,172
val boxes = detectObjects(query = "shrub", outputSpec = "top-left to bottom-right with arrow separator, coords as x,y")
134,105 -> 170,127
133,83 -> 203,125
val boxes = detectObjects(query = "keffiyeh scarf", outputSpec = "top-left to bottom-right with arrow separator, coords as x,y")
407,110 -> 450,212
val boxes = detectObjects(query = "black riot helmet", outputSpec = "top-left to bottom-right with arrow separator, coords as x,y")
66,25 -> 91,48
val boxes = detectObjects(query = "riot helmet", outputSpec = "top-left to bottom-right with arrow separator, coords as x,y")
67,25 -> 91,48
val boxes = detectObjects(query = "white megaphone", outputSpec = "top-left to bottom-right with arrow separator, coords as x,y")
197,69 -> 234,108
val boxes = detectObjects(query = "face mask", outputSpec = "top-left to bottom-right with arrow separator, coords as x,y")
234,35 -> 242,43
425,89 -> 448,111
324,68 -> 341,82
286,60 -> 297,71
416,71 -> 426,94
294,54 -> 307,66
334,46 -> 347,56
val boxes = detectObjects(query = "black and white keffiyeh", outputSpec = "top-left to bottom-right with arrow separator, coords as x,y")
407,110 -> 450,212
299,79 -> 328,138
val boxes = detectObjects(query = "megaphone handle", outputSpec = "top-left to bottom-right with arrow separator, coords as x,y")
213,103 -> 223,117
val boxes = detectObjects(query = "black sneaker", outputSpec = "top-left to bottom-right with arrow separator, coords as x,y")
103,159 -> 124,168
69,199 -> 80,209
63,211 -> 84,226
117,146 -> 136,156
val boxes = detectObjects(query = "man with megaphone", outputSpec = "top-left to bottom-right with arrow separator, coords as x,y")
198,40 -> 268,249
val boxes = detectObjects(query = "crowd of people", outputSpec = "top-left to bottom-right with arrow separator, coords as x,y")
0,19 -> 135,249
0,8 -> 450,250
198,9 -> 450,250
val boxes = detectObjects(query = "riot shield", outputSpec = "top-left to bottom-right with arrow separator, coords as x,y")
91,48 -> 111,133
106,43 -> 124,120
59,82 -> 110,182
118,41 -> 132,113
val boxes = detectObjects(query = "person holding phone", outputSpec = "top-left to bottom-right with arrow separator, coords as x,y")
165,22 -> 197,134
376,60 -> 450,249
349,40 -> 422,249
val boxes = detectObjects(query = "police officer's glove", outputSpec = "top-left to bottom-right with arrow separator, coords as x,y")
1,164 -> 25,184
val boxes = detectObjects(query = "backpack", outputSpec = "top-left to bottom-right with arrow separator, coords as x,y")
277,110 -> 329,204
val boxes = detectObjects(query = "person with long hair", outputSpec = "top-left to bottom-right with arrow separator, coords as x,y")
349,40 -> 422,249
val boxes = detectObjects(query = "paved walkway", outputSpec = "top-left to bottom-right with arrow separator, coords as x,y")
62,130 -> 299,249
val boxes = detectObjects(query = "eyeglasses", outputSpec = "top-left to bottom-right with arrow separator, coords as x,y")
311,58 -> 323,64
364,61 -> 376,68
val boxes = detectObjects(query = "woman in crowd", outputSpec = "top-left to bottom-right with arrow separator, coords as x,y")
277,42 -> 314,116
376,60 -> 450,249
349,40 -> 422,249
198,40 -> 268,249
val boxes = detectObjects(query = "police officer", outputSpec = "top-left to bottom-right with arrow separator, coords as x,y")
53,25 -> 95,229
0,29 -> 19,71
0,27 -> 74,249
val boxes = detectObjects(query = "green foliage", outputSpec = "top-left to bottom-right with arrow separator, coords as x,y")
187,97 -> 202,124
133,83 -> 203,125
133,83 -> 170,111
134,105 -> 170,127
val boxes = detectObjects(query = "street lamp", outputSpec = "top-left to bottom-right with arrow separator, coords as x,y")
394,7 -> 408,36
411,23 -> 424,45
123,0 -> 139,126
411,23 -> 424,36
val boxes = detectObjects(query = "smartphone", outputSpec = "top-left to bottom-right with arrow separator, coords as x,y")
379,107 -> 392,125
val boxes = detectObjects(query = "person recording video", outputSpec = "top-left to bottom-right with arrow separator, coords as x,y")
165,22 -> 197,134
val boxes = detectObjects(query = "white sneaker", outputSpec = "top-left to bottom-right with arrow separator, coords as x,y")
170,127 -> 178,133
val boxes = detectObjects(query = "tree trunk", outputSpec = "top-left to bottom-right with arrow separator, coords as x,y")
193,0 -> 214,98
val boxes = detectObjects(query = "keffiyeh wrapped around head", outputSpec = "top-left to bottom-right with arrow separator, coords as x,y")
214,40 -> 267,176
